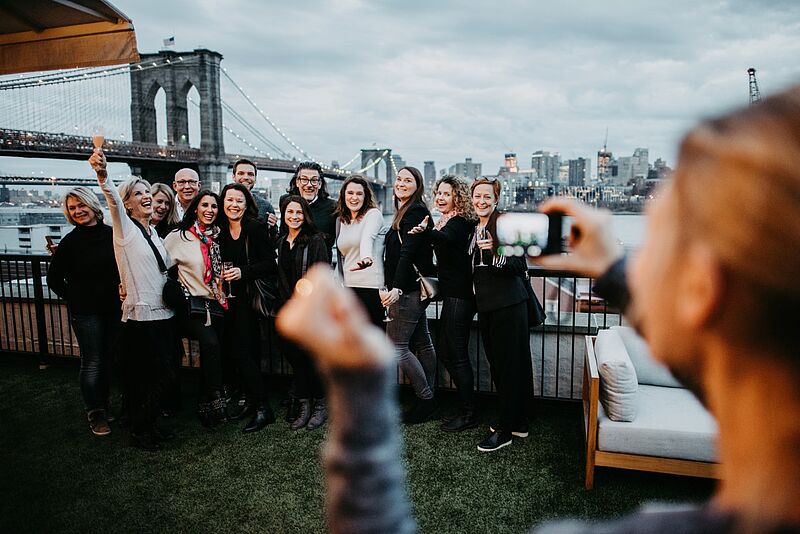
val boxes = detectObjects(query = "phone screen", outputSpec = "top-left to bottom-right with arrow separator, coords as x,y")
496,212 -> 568,257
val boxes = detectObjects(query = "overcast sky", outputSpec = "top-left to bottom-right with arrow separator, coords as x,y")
3,0 -> 800,178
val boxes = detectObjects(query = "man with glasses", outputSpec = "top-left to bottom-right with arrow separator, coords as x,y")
279,161 -> 337,260
172,168 -> 200,220
232,158 -> 278,227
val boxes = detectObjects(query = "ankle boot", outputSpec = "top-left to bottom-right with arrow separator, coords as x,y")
210,391 -> 229,426
242,404 -> 276,433
305,398 -> 328,431
290,399 -> 311,430
402,397 -> 438,425
440,410 -> 478,432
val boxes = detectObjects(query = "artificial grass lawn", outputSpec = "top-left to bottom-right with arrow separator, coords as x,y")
0,356 -> 714,533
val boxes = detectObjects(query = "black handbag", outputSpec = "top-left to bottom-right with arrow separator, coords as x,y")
524,271 -> 547,327
245,237 -> 279,318
188,295 -> 225,325
131,219 -> 185,310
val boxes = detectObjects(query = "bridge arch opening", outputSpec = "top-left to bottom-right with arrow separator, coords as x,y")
185,84 -> 201,149
153,86 -> 167,146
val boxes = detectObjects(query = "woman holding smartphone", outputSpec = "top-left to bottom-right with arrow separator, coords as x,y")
164,190 -> 228,427
470,178 -> 533,452
218,183 -> 278,433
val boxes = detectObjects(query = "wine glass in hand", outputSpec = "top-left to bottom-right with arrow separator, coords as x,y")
476,226 -> 489,267
378,285 -> 393,322
223,261 -> 236,298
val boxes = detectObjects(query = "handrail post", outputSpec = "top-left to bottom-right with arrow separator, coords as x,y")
30,258 -> 49,369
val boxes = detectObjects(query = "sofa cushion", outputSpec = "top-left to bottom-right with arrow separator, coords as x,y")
594,328 -> 638,422
612,326 -> 682,388
597,384 -> 718,462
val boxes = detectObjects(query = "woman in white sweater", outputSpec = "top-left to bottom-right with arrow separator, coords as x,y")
335,175 -> 386,326
89,149 -> 176,452
164,190 -> 229,428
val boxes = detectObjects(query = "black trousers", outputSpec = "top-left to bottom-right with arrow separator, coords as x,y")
118,318 -> 176,435
478,300 -> 533,433
352,287 -> 385,327
224,299 -> 267,405
438,296 -> 477,412
181,311 -> 225,399
280,336 -> 324,399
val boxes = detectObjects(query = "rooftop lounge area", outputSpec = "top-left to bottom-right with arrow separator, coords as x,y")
0,254 -> 716,533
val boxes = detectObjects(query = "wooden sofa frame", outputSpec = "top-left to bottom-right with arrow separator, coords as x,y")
583,335 -> 720,490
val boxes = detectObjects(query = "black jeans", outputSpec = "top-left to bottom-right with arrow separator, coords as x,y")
478,301 -> 533,433
280,337 -> 324,399
71,312 -> 119,412
118,318 -> 176,435
352,287 -> 385,327
224,299 -> 267,405
438,296 -> 477,413
181,310 -> 224,399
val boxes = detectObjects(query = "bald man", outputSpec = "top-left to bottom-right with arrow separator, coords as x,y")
172,168 -> 200,220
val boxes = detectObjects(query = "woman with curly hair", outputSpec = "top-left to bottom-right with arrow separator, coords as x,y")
409,176 -> 479,431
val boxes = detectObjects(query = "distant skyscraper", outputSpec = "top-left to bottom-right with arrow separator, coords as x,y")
504,153 -> 518,173
616,156 -> 633,184
423,161 -> 436,191
531,150 -> 560,183
448,157 -> 482,180
597,148 -> 612,183
568,158 -> 591,186
632,148 -> 649,179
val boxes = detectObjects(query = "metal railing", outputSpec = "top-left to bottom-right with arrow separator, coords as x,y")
0,254 -> 625,401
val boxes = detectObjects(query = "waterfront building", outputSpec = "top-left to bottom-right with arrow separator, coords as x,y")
597,148 -> 613,183
423,161 -> 436,191
568,158 -> 591,187
448,157 -> 482,180
504,153 -> 518,173
531,150 -> 561,183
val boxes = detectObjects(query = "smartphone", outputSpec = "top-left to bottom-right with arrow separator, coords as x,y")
495,212 -> 568,257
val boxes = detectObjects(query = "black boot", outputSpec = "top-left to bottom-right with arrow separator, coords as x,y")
402,397 -> 438,425
290,399 -> 311,430
305,398 -> 327,431
242,404 -> 276,433
210,391 -> 228,426
440,410 -> 478,432
284,396 -> 299,423
228,399 -> 254,421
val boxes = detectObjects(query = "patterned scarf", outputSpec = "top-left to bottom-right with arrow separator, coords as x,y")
435,210 -> 456,231
189,221 -> 227,309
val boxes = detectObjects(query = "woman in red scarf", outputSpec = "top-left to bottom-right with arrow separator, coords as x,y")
164,190 -> 229,427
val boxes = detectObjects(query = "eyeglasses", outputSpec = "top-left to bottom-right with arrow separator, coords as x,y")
175,180 -> 199,187
298,177 -> 320,186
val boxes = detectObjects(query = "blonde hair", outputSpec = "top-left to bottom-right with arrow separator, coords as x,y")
150,182 -> 180,226
63,186 -> 103,225
434,175 -> 477,222
674,86 -> 800,361
118,177 -> 151,215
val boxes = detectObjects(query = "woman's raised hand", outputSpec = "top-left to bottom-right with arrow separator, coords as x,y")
88,149 -> 108,183
350,257 -> 374,271
276,265 -> 393,370
408,215 -> 430,235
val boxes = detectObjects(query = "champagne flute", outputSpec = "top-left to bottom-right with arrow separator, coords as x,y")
92,126 -> 105,151
378,285 -> 393,322
223,261 -> 236,298
476,226 -> 488,267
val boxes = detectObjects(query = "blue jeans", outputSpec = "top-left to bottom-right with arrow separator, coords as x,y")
387,291 -> 436,400
71,313 -> 119,412
438,297 -> 477,412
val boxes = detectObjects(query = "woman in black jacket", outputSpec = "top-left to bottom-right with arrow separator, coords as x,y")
47,186 -> 120,437
383,166 -> 438,424
276,195 -> 331,431
409,175 -> 479,431
219,183 -> 278,433
470,178 -> 533,453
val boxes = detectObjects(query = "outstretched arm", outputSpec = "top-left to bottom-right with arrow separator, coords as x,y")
89,149 -> 135,241
276,266 -> 416,534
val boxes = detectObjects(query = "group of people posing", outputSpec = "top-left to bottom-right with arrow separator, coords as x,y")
47,148 -> 539,453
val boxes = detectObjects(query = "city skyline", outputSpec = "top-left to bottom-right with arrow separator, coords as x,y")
1,1 -> 799,179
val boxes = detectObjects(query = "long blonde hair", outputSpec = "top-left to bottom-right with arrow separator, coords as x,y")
674,86 -> 800,362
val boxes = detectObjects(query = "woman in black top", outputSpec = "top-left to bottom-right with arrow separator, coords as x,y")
409,175 -> 479,431
276,195 -> 331,431
278,161 -> 337,260
218,183 -> 278,433
383,166 -> 438,424
47,186 -> 120,437
471,178 -> 533,453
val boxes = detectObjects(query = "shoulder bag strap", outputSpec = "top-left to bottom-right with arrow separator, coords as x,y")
335,218 -> 344,279
302,244 -> 309,277
131,218 -> 167,273
397,230 -> 423,279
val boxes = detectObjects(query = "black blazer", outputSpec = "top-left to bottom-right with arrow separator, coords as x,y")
384,202 -> 435,293
278,194 -> 337,260
219,218 -> 277,296
430,215 -> 476,300
276,232 -> 329,302
472,248 -> 528,313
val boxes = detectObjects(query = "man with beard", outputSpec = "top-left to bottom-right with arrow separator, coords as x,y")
276,86 -> 800,534
279,162 -> 336,261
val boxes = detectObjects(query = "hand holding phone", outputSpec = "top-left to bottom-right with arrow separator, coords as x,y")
495,212 -> 568,257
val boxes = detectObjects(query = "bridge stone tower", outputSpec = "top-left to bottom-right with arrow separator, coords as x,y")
361,148 -> 394,213
129,49 -> 228,189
